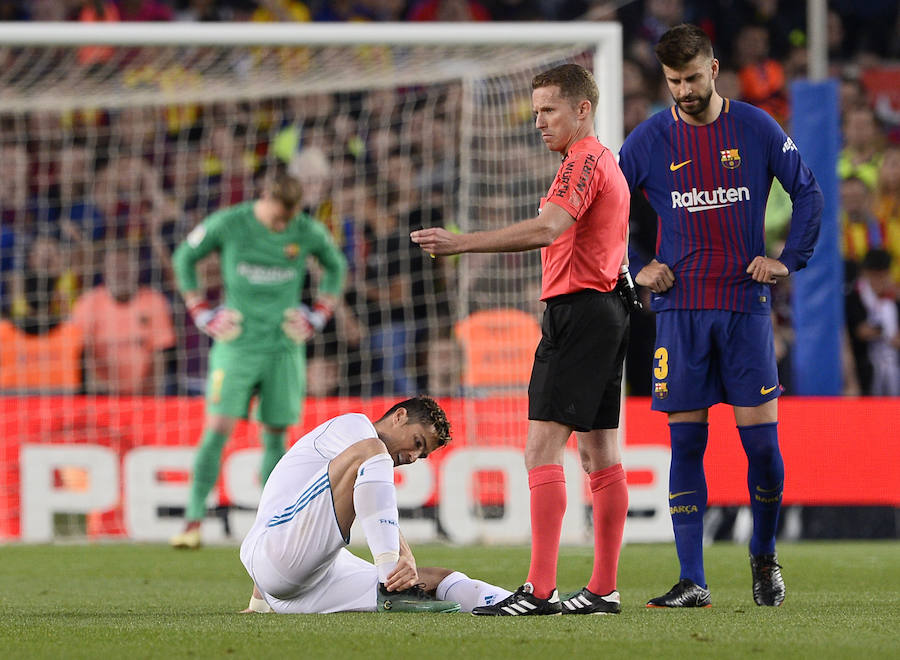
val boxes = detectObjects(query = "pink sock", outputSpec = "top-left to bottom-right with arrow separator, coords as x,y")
525,463 -> 567,599
586,463 -> 628,596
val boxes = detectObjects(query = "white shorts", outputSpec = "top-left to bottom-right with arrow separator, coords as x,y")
239,465 -> 379,613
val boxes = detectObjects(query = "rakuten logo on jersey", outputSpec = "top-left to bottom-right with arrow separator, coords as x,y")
671,186 -> 750,213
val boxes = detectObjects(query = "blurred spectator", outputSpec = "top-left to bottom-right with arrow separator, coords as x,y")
8,234 -> 80,330
635,0 -> 684,45
623,91 -> 652,137
735,23 -> 788,123
840,176 -> 887,279
426,335 -> 462,396
464,192 -> 540,313
76,1 -> 120,68
252,0 -> 311,21
0,0 -> 28,20
359,199 -> 420,395
118,0 -> 174,21
197,122 -> 260,209
29,0 -> 72,20
314,0 -> 405,21
829,0 -> 900,60
305,355 -> 340,397
94,154 -> 180,240
0,235 -> 84,394
71,243 -> 176,394
37,137 -> 106,245
486,0 -> 544,21
839,75 -> 869,117
728,0 -> 804,64
0,142 -> 29,229
357,147 -> 452,396
406,0 -> 491,21
838,104 -> 885,189
107,106 -> 164,163
575,0 -> 617,22
781,42 -> 807,83
0,225 -> 18,315
826,9 -> 853,67
622,58 -> 649,99
874,145 -> 900,283
845,249 -> 900,396
621,0 -> 684,73
714,67 -> 741,101
175,0 -> 233,21
288,145 -> 331,214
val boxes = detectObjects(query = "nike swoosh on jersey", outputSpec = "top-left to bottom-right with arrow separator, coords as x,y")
669,490 -> 697,500
760,385 -> 777,395
756,482 -> 784,493
669,159 -> 692,171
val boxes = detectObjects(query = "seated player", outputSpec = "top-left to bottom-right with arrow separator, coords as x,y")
239,396 -> 512,613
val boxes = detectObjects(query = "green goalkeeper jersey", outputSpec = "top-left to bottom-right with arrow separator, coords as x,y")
173,201 -> 347,352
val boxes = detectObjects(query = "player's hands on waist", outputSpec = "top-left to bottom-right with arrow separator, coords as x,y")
282,300 -> 334,344
410,227 -> 462,256
635,259 -> 675,293
384,554 -> 419,591
188,299 -> 243,342
746,256 -> 788,284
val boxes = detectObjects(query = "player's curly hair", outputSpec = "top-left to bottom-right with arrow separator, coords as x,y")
655,23 -> 714,69
379,396 -> 452,448
532,63 -> 598,115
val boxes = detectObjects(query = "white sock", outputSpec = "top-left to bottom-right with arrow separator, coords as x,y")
352,453 -> 400,584
436,571 -> 513,612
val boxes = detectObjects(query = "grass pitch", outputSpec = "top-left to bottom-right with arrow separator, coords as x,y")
1,541 -> 897,659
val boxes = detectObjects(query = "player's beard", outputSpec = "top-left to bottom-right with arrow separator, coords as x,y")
674,86 -> 713,117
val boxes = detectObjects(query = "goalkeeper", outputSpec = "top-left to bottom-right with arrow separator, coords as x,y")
170,172 -> 347,549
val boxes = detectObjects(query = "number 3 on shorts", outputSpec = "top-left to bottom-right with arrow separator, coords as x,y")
653,347 -> 668,380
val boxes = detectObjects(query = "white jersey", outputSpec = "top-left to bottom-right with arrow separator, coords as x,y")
253,413 -> 378,531
240,413 -> 382,612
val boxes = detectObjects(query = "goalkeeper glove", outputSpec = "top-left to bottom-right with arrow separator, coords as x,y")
282,300 -> 333,344
188,300 -> 243,342
616,266 -> 643,313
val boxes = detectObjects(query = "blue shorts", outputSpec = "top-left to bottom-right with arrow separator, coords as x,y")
651,310 -> 780,412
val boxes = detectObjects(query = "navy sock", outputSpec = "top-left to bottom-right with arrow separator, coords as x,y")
668,422 -> 709,588
739,422 -> 784,556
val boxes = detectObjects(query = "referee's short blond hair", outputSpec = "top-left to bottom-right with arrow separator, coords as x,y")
532,63 -> 599,116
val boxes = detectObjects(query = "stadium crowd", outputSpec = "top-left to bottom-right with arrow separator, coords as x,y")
0,0 -> 898,398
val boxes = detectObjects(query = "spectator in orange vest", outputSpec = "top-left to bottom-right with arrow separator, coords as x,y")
76,1 -> 120,68
735,24 -> 788,123
71,243 -> 176,395
0,235 -> 83,393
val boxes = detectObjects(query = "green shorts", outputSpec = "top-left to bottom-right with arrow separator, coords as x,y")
205,342 -> 306,427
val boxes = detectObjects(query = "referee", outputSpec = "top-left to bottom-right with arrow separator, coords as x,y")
411,63 -> 635,616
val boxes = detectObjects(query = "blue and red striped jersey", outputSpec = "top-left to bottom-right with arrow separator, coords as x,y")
619,99 -> 823,314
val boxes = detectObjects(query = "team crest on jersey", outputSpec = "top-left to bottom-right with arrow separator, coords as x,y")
284,243 -> 300,259
720,148 -> 741,169
654,381 -> 668,400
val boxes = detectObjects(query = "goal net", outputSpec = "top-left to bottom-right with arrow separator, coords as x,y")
0,22 -> 622,543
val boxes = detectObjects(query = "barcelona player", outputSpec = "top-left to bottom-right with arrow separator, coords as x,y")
618,24 -> 823,607
169,173 -> 347,549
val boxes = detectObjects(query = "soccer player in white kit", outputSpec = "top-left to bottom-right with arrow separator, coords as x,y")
240,396 -> 512,613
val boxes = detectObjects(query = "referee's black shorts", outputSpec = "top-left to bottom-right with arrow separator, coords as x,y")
528,288 -> 629,432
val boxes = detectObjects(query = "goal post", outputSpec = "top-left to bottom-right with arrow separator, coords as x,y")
0,21 -> 622,149
0,22 -> 625,543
